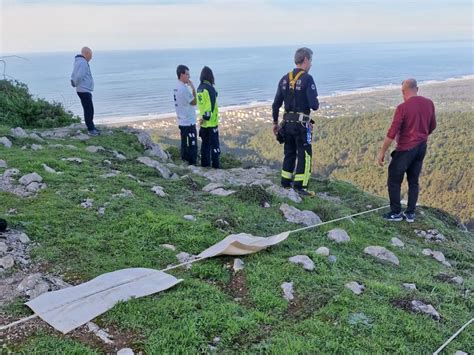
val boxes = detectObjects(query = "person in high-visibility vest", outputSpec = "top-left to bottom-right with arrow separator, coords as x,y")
197,66 -> 220,168
272,47 -> 319,196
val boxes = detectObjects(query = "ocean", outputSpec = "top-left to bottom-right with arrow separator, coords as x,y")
2,41 -> 473,123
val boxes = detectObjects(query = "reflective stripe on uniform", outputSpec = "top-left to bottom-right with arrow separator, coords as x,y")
294,174 -> 304,182
281,170 -> 293,180
303,151 -> 311,187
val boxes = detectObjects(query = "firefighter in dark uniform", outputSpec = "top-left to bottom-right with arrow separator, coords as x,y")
272,47 -> 319,196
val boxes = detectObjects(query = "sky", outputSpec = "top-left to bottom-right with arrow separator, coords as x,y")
1,0 -> 473,53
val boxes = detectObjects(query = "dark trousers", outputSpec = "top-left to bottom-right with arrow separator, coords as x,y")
77,92 -> 95,131
199,126 -> 220,168
178,125 -> 197,165
281,122 -> 312,189
388,141 -> 427,214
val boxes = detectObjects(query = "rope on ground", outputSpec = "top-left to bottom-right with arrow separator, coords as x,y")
0,204 -> 389,332
432,318 -> 473,355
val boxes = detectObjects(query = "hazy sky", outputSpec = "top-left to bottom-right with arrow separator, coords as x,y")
1,0 -> 473,53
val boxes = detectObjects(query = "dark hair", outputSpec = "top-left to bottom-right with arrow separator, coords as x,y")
200,66 -> 215,85
176,65 -> 189,79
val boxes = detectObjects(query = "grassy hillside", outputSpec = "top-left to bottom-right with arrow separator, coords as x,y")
1,124 -> 473,353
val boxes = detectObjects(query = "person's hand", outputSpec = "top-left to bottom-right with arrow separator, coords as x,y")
188,79 -> 195,88
308,122 -> 313,132
377,151 -> 385,167
272,123 -> 279,135
198,118 -> 203,126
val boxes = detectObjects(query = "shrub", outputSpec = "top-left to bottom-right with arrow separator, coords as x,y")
0,79 -> 79,128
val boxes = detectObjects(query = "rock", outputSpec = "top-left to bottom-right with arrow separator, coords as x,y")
202,183 -> 224,192
3,168 -> 19,177
317,192 -> 341,203
327,228 -> 350,243
86,322 -> 114,344
151,186 -> 167,197
31,144 -> 43,151
0,255 -> 15,269
328,255 -> 337,264
280,203 -> 322,226
81,198 -> 94,208
19,172 -> 43,186
345,281 -> 365,295
42,164 -> 58,174
210,188 -> 236,197
0,137 -> 12,148
410,300 -> 440,320
422,249 -> 451,266
137,157 -> 172,179
25,181 -> 46,193
454,351 -> 468,355
113,151 -> 127,160
0,160 -> 7,168
233,258 -> 245,272
10,127 -> 28,138
214,219 -> 230,229
71,133 -> 90,141
315,247 -> 330,256
281,282 -> 294,301
402,283 -> 417,290
86,145 -> 105,153
364,246 -> 399,266
175,252 -> 197,269
16,232 -> 30,244
117,349 -> 134,355
97,207 -> 106,215
266,185 -> 302,203
62,157 -> 83,163
422,248 -> 432,256
29,133 -> 44,141
160,244 -> 176,251
263,202 -> 271,208
288,255 -> 315,271
136,131 -> 169,161
27,281 -> 50,299
103,159 -> 112,165
0,242 -> 7,253
183,215 -> 196,222
451,276 -> 464,285
391,237 -> 404,247
17,273 -> 42,292
114,189 -> 134,198
100,170 -> 120,178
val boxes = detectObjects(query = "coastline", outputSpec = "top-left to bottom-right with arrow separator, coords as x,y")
100,75 -> 474,127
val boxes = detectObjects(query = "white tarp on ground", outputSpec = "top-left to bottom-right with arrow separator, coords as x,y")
26,268 -> 182,334
198,232 -> 290,258
24,232 -> 290,334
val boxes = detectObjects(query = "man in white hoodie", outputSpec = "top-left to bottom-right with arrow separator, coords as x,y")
71,47 -> 99,136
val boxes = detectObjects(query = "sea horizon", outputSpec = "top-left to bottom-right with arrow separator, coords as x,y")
2,40 -> 473,123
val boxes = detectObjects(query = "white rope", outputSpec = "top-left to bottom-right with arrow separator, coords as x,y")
433,318 -> 473,355
0,204 -> 389,332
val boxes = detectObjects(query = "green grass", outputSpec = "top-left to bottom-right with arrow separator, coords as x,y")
0,124 -> 472,353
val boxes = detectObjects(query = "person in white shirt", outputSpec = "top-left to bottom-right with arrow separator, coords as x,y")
173,65 -> 197,165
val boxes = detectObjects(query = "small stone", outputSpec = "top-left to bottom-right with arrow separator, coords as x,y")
263,202 -> 271,208
450,276 -> 464,285
288,255 -> 315,271
202,182 -> 224,192
151,186 -> 167,197
281,282 -> 294,301
17,273 -> 42,292
233,258 -> 245,272
31,144 -> 43,151
19,172 -> 43,186
27,281 -> 50,299
184,215 -> 196,222
29,133 -> 44,141
42,164 -> 58,174
81,198 -> 94,208
422,248 -> 432,256
345,281 -> 365,295
391,237 -> 404,247
210,188 -> 236,197
364,246 -> 399,266
117,348 -> 134,355
212,336 -> 221,344
175,252 -> 197,269
0,242 -> 7,253
103,160 -> 112,165
315,247 -> 330,256
454,351 -> 468,355
100,171 -> 120,178
214,219 -> 230,229
410,300 -> 440,320
16,232 -> 30,243
62,157 -> 83,163
402,283 -> 417,290
0,159 -> 7,168
86,145 -> 105,153
114,189 -> 134,198
328,255 -> 337,264
98,207 -> 106,215
26,181 -> 46,193
327,228 -> 350,243
0,137 -> 12,148
160,244 -> 176,251
0,255 -> 15,269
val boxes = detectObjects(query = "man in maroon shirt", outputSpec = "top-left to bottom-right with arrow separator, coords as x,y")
377,79 -> 437,222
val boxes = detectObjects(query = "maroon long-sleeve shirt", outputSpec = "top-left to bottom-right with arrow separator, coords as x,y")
387,95 -> 437,151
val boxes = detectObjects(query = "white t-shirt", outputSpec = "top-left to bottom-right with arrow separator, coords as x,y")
173,80 -> 196,126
